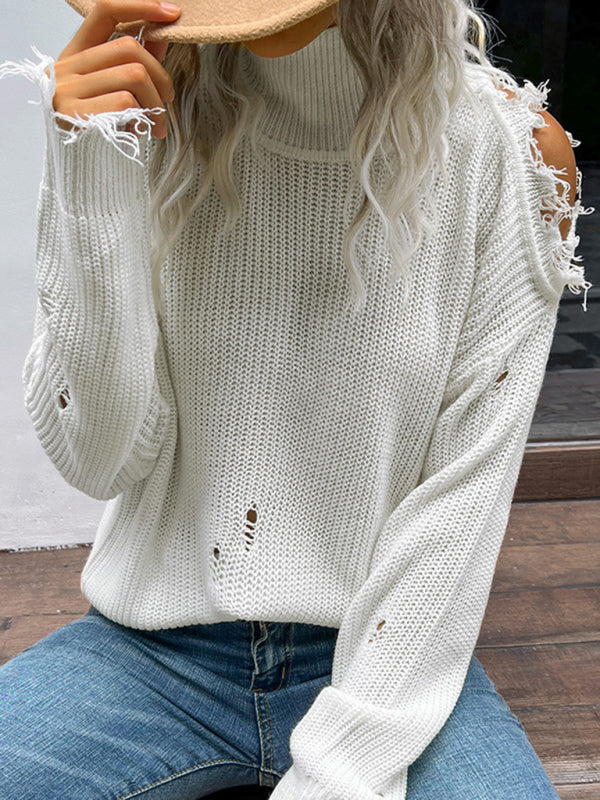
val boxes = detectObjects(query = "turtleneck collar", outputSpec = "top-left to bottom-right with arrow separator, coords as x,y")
237,25 -> 365,155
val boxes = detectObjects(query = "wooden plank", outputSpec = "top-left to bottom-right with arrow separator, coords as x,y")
556,785 -> 600,799
0,545 -> 90,616
491,542 -> 600,591
478,586 -> 600,647
475,646 -> 600,792
0,546 -> 91,664
503,499 -> 600,547
474,642 -> 599,707
505,704 -> 600,786
516,441 -> 600,501
0,613 -> 84,665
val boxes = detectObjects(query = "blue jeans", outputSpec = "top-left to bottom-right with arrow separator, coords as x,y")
0,605 -> 559,799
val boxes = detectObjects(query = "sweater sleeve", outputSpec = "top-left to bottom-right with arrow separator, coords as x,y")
0,46 -> 173,501
269,81 -> 595,800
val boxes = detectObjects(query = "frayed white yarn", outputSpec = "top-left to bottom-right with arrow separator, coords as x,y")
0,39 -> 163,166
492,74 -> 595,312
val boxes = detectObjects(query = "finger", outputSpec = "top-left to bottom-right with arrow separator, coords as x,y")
58,36 -> 175,103
63,63 -> 168,135
60,0 -> 180,59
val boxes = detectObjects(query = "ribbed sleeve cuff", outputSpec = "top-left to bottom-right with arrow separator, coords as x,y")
270,686 -> 412,800
43,119 -> 150,219
270,760 -> 398,800
270,765 -> 346,800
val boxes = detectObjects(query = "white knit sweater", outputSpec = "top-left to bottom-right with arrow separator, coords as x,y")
0,26 -> 594,800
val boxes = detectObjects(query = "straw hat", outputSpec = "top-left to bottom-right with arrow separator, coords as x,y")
63,0 -> 339,44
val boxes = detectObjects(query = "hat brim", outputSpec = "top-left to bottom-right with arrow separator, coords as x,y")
63,0 -> 338,44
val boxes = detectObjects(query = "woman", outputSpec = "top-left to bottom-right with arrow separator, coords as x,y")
0,0 -> 592,798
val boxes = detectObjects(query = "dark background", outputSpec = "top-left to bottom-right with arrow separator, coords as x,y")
479,0 -> 599,377
480,0 -> 598,160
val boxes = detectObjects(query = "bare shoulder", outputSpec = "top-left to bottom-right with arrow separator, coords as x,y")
497,86 -> 577,240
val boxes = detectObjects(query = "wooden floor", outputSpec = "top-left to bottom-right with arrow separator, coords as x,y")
1,498 -> 598,800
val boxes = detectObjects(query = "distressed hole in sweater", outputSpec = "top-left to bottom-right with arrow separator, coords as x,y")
243,504 -> 258,551
368,619 -> 386,643
493,369 -> 509,392
210,543 -> 223,580
57,386 -> 70,409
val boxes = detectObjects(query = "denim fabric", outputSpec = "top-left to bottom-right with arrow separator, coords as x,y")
0,605 -> 560,799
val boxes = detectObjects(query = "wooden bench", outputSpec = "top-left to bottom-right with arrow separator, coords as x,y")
1,497 -> 598,799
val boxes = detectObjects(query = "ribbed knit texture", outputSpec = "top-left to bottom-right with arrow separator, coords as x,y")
0,27 -> 594,800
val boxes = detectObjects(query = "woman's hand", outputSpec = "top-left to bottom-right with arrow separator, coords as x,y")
45,0 -> 180,139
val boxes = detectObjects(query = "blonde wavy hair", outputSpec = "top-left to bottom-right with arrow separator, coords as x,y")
144,0 -> 508,320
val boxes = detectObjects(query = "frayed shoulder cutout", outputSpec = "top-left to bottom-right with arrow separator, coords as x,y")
485,74 -> 595,311
0,44 -> 161,165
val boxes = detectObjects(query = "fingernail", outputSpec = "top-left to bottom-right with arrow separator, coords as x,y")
160,3 -> 180,12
